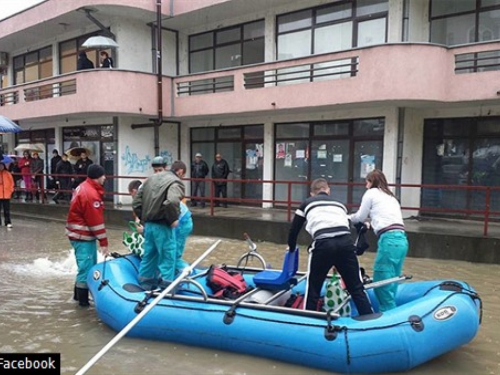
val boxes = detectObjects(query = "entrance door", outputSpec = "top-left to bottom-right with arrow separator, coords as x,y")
242,142 -> 264,203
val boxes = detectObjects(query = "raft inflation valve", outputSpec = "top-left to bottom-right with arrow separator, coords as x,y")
409,315 -> 424,332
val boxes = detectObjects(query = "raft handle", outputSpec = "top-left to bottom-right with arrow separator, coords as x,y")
324,311 -> 340,341
409,315 -> 424,332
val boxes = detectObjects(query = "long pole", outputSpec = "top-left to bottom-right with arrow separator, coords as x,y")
76,239 -> 222,375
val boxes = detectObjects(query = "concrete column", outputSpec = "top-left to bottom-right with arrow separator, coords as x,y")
264,15 -> 276,62
382,107 -> 399,184
388,0 -> 404,43
262,121 -> 274,208
408,0 -> 430,42
400,109 -> 424,217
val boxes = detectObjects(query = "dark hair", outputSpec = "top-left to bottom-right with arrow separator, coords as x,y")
53,149 -> 59,154
171,160 -> 187,173
100,51 -> 109,57
366,169 -> 395,197
311,178 -> 329,194
128,179 -> 142,192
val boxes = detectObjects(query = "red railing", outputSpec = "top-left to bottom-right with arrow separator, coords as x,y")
11,173 -> 500,237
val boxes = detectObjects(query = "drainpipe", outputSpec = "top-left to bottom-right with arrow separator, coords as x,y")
154,0 -> 163,156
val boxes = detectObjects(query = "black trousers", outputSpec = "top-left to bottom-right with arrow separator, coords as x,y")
191,180 -> 206,207
214,183 -> 227,207
53,178 -> 72,201
0,199 -> 11,225
306,234 -> 373,315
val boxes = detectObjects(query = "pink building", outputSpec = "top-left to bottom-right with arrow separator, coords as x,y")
1,0 -> 500,216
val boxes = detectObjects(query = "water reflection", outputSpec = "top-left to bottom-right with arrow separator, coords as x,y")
0,219 -> 498,374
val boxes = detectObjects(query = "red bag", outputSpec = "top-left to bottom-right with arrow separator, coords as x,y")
206,265 -> 248,299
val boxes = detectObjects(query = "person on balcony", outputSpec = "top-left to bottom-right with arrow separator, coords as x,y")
191,152 -> 209,208
74,152 -> 93,188
287,178 -> 373,315
30,152 -> 44,203
211,153 -> 230,208
18,151 -> 33,201
100,51 -> 113,68
77,51 -> 95,70
349,169 -> 408,312
132,157 -> 185,290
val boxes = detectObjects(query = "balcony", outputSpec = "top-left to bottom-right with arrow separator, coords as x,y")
3,42 -> 500,123
0,70 -> 166,121
172,42 -> 500,118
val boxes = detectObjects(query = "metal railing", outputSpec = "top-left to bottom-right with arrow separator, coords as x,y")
0,91 -> 18,106
177,75 -> 234,96
24,79 -> 77,102
10,172 -> 500,237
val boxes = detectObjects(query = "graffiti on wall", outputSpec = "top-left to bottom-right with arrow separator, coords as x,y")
121,146 -> 174,174
160,150 -> 173,167
121,146 -> 151,174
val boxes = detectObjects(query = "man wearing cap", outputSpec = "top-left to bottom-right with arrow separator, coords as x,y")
133,156 -> 186,290
66,164 -> 109,307
191,153 -> 209,208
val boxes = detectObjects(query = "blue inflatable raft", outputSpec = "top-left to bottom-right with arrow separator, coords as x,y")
87,253 -> 481,373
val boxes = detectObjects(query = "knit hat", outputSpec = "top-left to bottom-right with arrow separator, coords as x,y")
87,164 -> 105,179
151,156 -> 166,167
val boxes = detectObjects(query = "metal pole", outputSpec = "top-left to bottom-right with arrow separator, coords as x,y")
154,0 -> 163,156
76,239 -> 222,375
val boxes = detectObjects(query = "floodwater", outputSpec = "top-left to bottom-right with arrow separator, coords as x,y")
0,218 -> 498,375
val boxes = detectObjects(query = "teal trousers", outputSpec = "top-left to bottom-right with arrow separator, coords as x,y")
175,217 -> 193,274
139,222 -> 176,289
373,230 -> 408,312
71,240 -> 97,289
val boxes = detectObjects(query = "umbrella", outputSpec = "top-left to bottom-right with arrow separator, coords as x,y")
65,146 -> 92,159
82,36 -> 119,49
0,155 -> 13,164
0,115 -> 22,133
14,144 -> 44,153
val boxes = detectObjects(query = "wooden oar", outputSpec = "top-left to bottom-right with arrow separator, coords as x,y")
76,239 -> 222,375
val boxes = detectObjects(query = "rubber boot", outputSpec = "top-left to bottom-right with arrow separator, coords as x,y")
76,287 -> 90,307
73,284 -> 78,301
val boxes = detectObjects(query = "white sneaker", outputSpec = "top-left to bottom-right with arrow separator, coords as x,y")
6,224 -> 12,228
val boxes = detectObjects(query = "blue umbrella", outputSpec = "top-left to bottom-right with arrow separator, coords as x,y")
0,155 -> 13,164
0,115 -> 22,133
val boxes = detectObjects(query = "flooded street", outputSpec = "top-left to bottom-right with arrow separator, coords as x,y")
0,218 -> 499,375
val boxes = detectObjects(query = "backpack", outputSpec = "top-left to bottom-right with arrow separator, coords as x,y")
206,265 -> 249,299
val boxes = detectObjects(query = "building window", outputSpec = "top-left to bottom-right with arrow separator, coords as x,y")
430,0 -> 500,45
422,117 -> 500,218
275,118 -> 385,207
59,33 -> 108,74
189,20 -> 265,73
13,46 -> 53,85
276,0 -> 388,60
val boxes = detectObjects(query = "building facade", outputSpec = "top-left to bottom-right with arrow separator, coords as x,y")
1,0 -> 500,217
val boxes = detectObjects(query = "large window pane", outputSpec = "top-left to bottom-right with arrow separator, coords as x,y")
431,0 -> 475,17
217,27 -> 241,44
274,140 -> 309,204
217,127 -> 241,139
242,39 -> 264,65
25,65 -> 38,82
482,0 -> 500,7
353,118 -> 385,136
244,125 -> 264,139
431,13 -> 475,45
314,122 -> 349,136
190,33 -> 213,51
353,140 -> 383,203
357,18 -> 386,47
479,10 -> 500,41
315,22 -> 352,54
60,56 -> 76,74
40,61 -> 52,79
244,20 -> 265,39
192,128 -> 215,141
278,30 -> 311,60
356,0 -> 389,16
215,44 -> 241,69
276,123 -> 309,138
278,10 -> 312,33
190,50 -> 213,73
316,3 -> 352,24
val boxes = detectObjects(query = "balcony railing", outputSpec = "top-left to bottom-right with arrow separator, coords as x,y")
177,75 -> 234,96
24,79 -> 77,102
0,91 -> 18,106
455,49 -> 500,74
244,57 -> 358,89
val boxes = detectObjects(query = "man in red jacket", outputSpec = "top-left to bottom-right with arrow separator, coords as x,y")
66,164 -> 109,307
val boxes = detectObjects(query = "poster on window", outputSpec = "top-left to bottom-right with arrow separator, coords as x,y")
276,143 -> 286,159
360,154 -> 375,178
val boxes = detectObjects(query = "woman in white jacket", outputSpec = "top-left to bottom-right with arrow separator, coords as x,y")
349,169 -> 408,312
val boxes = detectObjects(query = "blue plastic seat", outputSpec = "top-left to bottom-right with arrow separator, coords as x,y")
253,249 -> 299,290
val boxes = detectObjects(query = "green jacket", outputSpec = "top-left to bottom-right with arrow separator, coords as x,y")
132,171 -> 185,225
